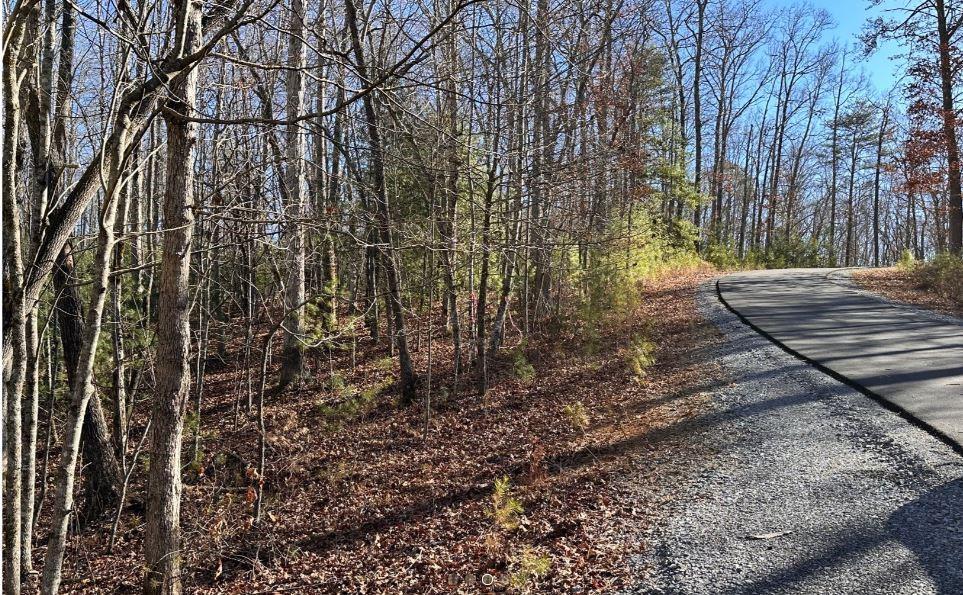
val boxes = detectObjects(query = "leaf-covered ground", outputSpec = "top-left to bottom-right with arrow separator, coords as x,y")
47,267 -> 723,593
853,267 -> 963,318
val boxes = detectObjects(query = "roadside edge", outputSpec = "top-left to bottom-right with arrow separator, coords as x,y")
714,278 -> 963,457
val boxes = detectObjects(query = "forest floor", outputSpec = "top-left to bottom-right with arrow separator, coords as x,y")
54,265 -> 726,593
852,267 -> 963,319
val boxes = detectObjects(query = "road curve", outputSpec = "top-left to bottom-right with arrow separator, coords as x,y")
633,279 -> 963,594
717,268 -> 963,451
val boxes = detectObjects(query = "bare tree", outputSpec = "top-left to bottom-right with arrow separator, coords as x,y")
143,0 -> 204,592
345,0 -> 418,401
279,0 -> 309,388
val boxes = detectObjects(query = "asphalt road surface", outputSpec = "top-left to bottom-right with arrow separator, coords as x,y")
634,277 -> 963,594
717,268 -> 963,451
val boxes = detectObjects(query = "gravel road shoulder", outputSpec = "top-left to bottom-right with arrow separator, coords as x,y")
629,279 -> 963,594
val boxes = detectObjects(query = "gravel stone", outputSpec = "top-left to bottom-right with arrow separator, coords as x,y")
630,280 -> 963,595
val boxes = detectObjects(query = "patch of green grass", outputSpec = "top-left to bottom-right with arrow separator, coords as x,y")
328,372 -> 349,395
184,409 -> 200,435
914,253 -> 963,305
315,375 -> 391,424
360,378 -> 392,402
897,248 -> 916,270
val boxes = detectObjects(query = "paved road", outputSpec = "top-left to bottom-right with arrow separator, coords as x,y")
717,268 -> 963,450
633,279 -> 963,594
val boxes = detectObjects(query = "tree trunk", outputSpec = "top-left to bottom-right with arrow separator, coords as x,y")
692,0 -> 707,239
143,0 -> 203,592
319,76 -> 343,332
346,0 -> 418,402
828,50 -> 845,264
873,103 -> 890,266
846,129 -> 858,267
935,0 -> 962,255
278,0 -> 308,388
439,3 -> 463,380
476,160 -> 498,396
3,69 -> 27,595
2,10 -> 31,590
738,126 -> 753,258
41,137 -> 128,595
530,0 -> 552,317
51,243 -> 124,524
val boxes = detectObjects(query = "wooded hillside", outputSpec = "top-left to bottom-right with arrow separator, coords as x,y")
2,0 -> 961,592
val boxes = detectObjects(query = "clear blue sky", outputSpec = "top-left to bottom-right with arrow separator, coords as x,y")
762,0 -> 902,93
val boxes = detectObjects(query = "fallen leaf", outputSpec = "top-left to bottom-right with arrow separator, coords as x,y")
747,530 -> 793,540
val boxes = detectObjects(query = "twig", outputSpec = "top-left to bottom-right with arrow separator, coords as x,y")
109,418 -> 151,552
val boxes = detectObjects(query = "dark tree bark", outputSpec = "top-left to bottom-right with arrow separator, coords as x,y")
52,243 -> 124,523
873,103 -> 890,266
692,0 -> 707,238
935,0 -> 962,255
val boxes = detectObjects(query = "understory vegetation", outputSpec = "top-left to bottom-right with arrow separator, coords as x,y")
56,258 -> 721,592
910,254 -> 963,307
854,253 -> 963,317
4,0 -> 962,592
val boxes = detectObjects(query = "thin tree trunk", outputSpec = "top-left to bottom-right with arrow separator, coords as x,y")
846,129 -> 858,267
319,74 -> 343,332
346,0 -> 418,402
439,3 -> 463,380
692,0 -> 707,240
873,103 -> 890,267
828,49 -> 845,264
41,139 -> 128,595
476,160 -> 498,396
279,0 -> 308,388
2,13 -> 29,592
738,126 -> 753,258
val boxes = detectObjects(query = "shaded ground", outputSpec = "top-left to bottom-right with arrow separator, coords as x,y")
633,280 -> 963,594
48,267 -> 723,593
853,267 -> 963,319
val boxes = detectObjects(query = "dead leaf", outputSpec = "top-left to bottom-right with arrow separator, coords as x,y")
747,530 -> 793,540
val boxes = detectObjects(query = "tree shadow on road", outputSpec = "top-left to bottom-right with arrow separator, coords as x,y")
699,478 -> 963,595
888,477 -> 963,594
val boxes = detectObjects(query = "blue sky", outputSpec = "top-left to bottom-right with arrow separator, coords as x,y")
761,0 -> 903,93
